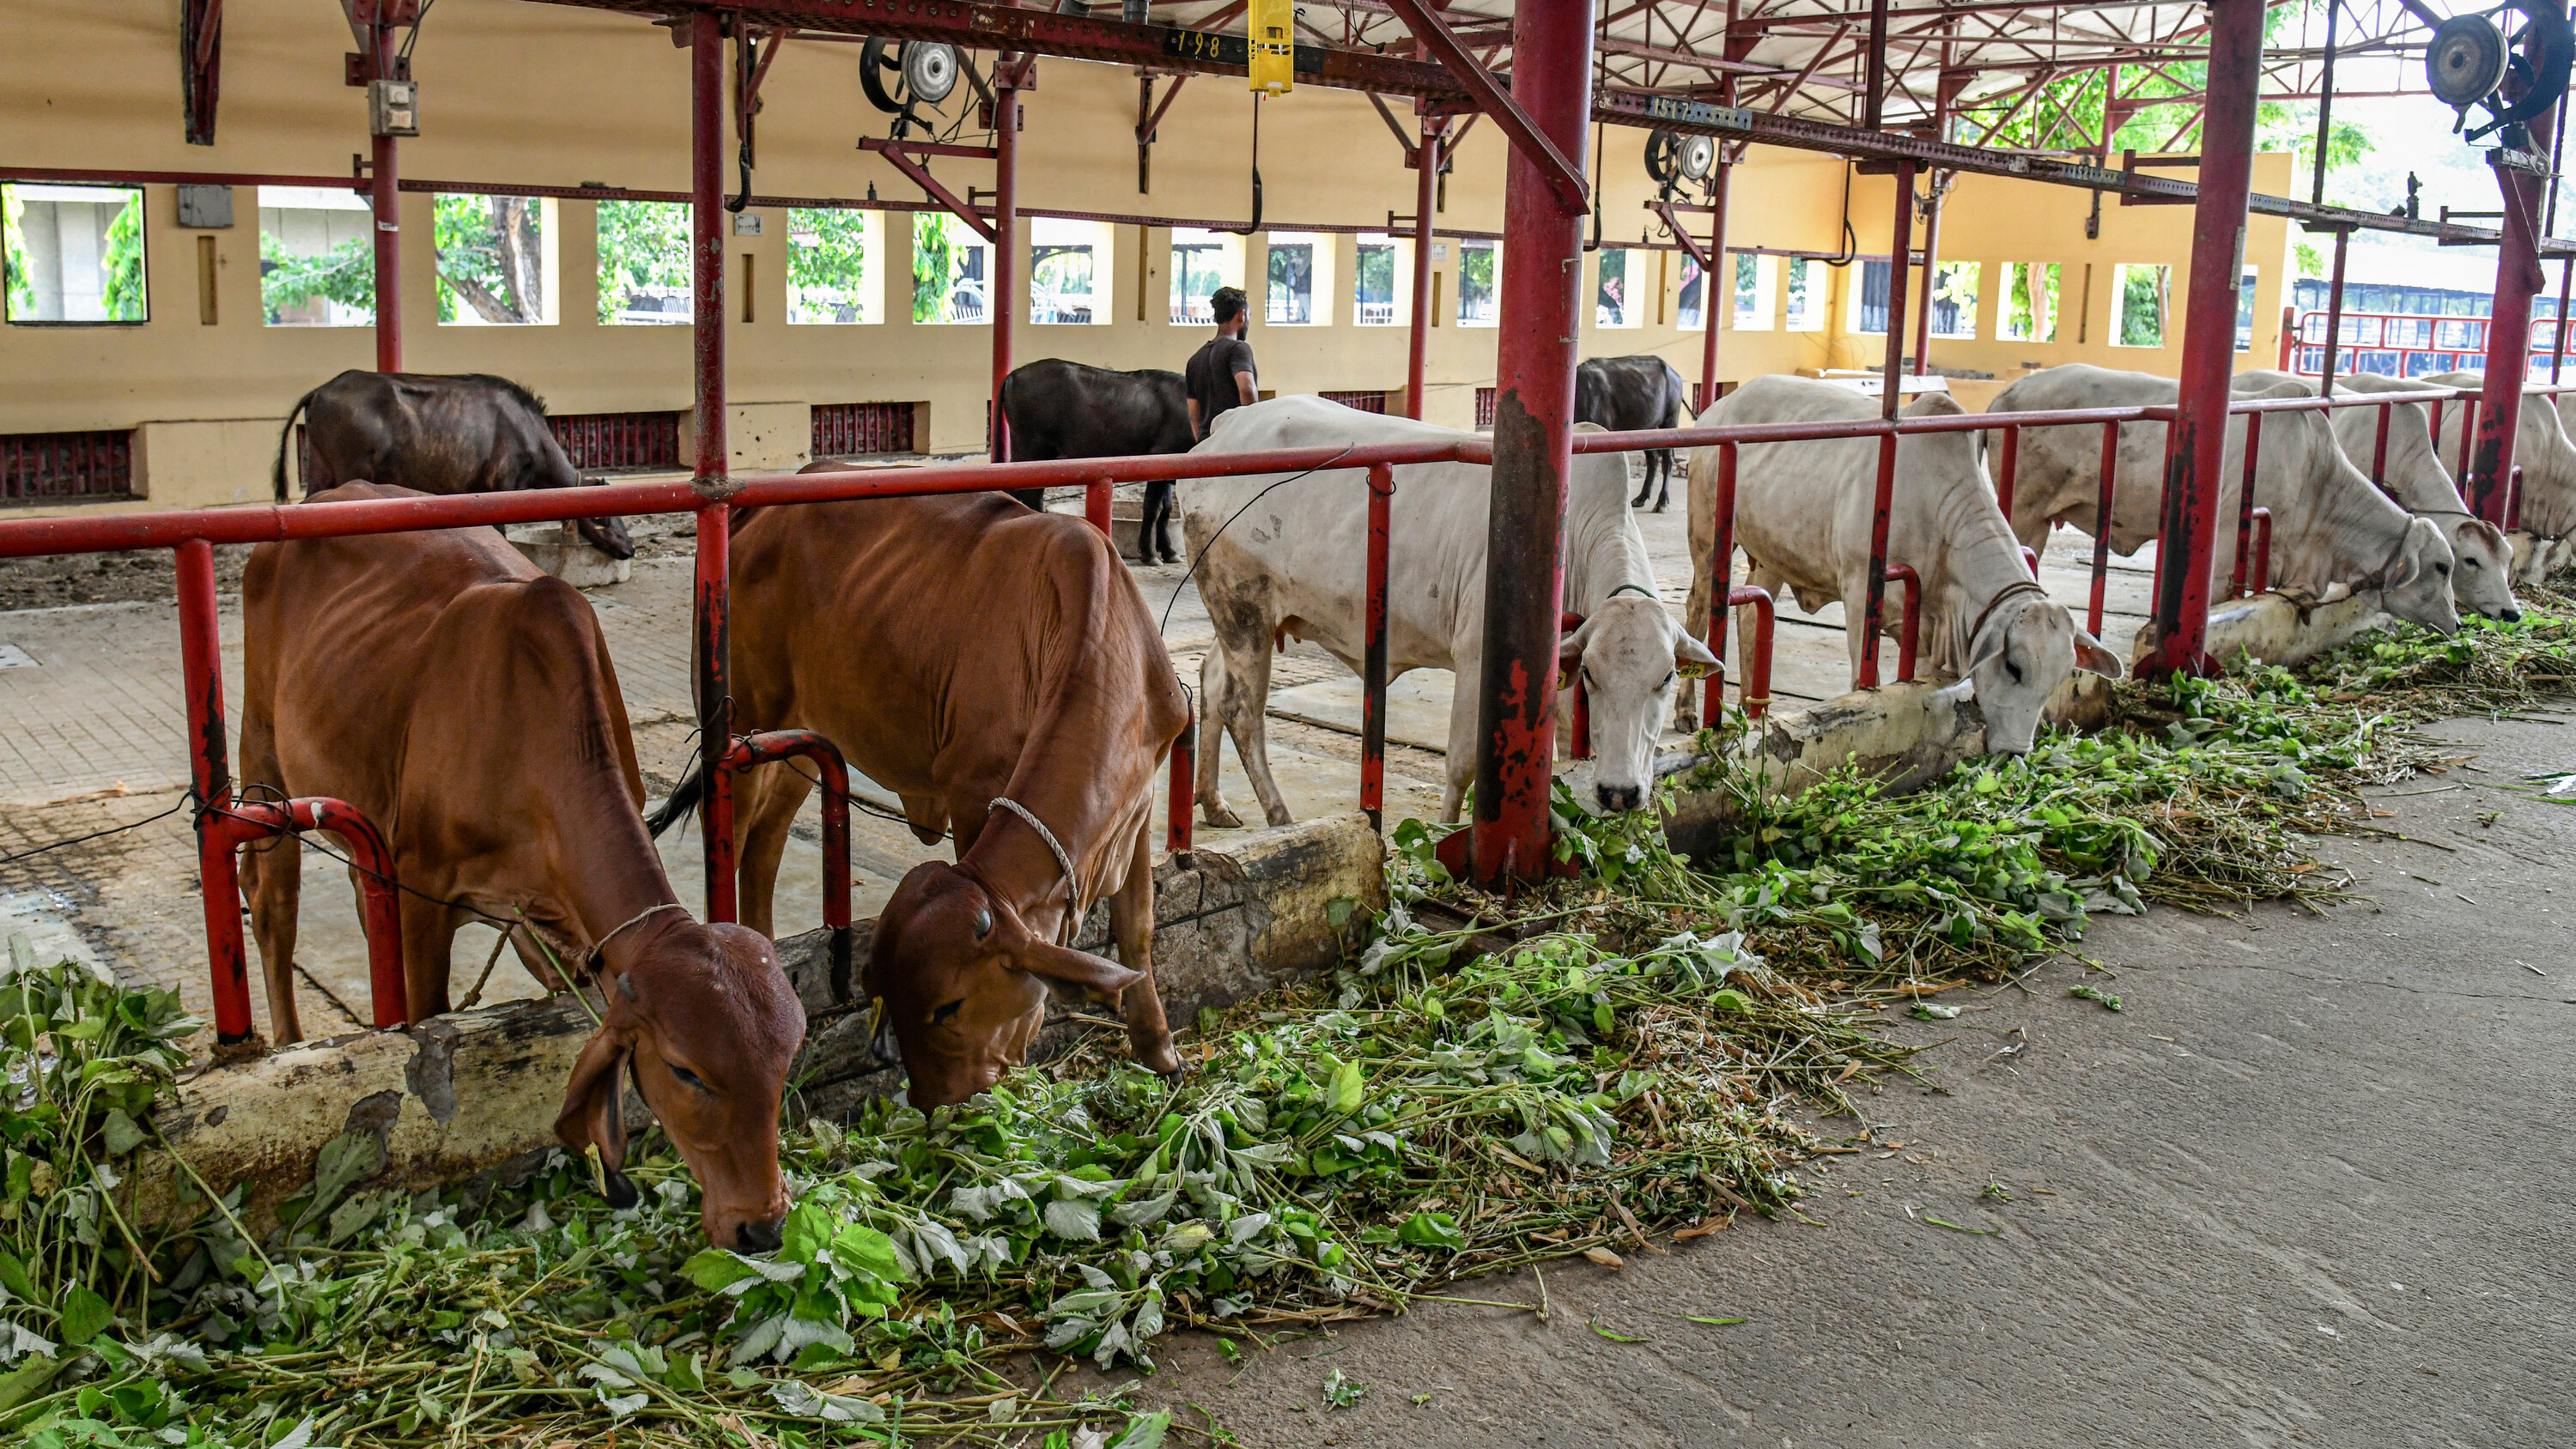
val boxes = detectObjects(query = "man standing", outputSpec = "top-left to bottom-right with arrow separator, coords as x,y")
1145,285 -> 1260,564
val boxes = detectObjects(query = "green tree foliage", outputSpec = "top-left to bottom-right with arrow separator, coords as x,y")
434,194 -> 544,324
99,192 -> 146,321
1355,242 -> 1395,306
914,211 -> 962,323
2119,264 -> 2168,347
3,187 -> 37,316
2003,262 -> 2059,343
261,231 -> 374,324
788,208 -> 870,322
596,199 -> 690,324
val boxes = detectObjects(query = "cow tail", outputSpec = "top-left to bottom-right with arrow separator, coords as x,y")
272,386 -> 320,501
646,762 -> 705,838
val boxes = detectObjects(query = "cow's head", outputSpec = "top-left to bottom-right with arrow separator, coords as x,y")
2444,515 -> 2520,622
1967,588 -> 2123,755
866,860 -> 1143,1108
2379,515 -> 2464,636
575,514 -> 637,561
555,915 -> 805,1249
1561,593 -> 1718,813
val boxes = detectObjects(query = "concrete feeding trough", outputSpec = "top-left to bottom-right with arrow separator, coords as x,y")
505,522 -> 631,587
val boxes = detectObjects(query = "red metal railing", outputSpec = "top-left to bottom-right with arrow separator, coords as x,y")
721,730 -> 854,991
2287,306 -> 2573,379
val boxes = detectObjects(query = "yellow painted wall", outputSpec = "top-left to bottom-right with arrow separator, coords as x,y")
2,0 -> 2281,512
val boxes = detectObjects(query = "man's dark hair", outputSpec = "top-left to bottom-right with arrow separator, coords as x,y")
1211,286 -> 1248,325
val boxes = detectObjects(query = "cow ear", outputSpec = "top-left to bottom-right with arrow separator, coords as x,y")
2071,629 -> 2123,679
1674,629 -> 1719,679
1015,940 -> 1145,999
553,1023 -> 639,1208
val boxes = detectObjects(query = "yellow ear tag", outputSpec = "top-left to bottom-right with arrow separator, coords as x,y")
1678,661 -> 1714,680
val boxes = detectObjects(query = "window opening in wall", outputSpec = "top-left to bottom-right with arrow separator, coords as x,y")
1457,239 -> 1498,325
913,211 -> 992,324
1595,246 -> 1637,328
1853,258 -> 1892,334
597,199 -> 692,324
1785,257 -> 1823,332
434,194 -> 556,325
1997,262 -> 2058,343
787,207 -> 880,324
1266,232 -> 1328,324
2235,267 -> 2259,353
2115,263 -> 2169,348
260,185 -> 371,326
1678,251 -> 1706,331
1031,217 -> 1110,324
1170,227 -> 1244,324
1354,233 -> 1407,325
5,184 -> 147,324
1734,252 -> 1776,330
1929,260 -> 1979,339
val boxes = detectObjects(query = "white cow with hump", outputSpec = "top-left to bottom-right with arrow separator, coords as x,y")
1678,377 -> 2121,751
1182,396 -> 1713,826
2236,370 -> 2518,622
1988,364 -> 2460,635
2417,372 -> 2576,585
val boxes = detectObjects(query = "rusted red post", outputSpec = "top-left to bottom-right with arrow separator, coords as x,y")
1168,702 -> 1194,852
1559,611 -> 1593,760
1361,462 -> 1394,828
1995,424 -> 2020,527
1727,585 -> 1774,718
1407,124 -> 1440,420
2145,0 -> 2262,676
2317,228 -> 2349,391
2250,507 -> 2273,593
2510,464 -> 2526,531
723,730 -> 851,985
992,76 -> 1020,463
1883,563 -> 1922,682
1698,160 -> 1730,414
696,503 -> 735,924
370,19 -> 402,372
200,797 -> 407,1028
1912,186 -> 1940,377
2089,419 -> 2118,639
1466,0 -> 1594,888
2370,399 -> 2391,485
2458,396 -> 2480,482
690,15 -> 736,922
2233,411 -> 2263,596
1704,440 -> 1739,721
2473,50 -> 2557,524
1086,476 -> 1112,535
178,538 -> 254,1046
1858,161 -> 1916,688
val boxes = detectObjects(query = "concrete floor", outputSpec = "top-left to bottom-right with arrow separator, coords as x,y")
1119,710 -> 2576,1447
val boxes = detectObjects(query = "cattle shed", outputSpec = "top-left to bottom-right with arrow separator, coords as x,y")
4,2 -> 2576,1444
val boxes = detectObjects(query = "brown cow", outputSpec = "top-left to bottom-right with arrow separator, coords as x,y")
654,483 -> 1188,1107
238,483 -> 803,1249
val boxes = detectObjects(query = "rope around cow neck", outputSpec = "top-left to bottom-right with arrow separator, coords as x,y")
1966,578 -> 2050,652
988,797 -> 1081,946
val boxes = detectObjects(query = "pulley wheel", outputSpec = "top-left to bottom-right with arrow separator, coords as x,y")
1644,129 -> 1684,185
860,36 -> 904,114
902,41 -> 959,105
1677,133 -> 1717,180
2427,15 -> 2509,108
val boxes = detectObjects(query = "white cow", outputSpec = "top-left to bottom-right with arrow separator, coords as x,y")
1680,378 -> 2121,752
1989,364 -> 2459,635
1182,397 -> 1714,825
2418,372 -> 2576,585
2239,370 -> 2518,621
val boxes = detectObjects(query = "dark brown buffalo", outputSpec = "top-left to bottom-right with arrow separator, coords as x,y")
238,483 -> 801,1248
273,370 -> 635,559
653,478 -> 1188,1106
998,359 -> 1194,559
1577,355 -> 1690,512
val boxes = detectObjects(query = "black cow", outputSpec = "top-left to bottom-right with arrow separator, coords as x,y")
998,359 -> 1195,565
1576,355 -> 1691,513
273,371 -> 635,560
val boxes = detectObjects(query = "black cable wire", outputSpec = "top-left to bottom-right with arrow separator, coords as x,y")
0,791 -> 197,870
1157,446 -> 1359,639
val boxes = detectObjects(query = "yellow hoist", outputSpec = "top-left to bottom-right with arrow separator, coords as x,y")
1248,0 -> 1293,95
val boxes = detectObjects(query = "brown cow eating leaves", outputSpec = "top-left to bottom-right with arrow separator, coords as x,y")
239,484 -> 804,1248
653,485 -> 1189,1108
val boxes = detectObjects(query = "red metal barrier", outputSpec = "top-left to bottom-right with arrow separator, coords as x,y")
1882,563 -> 1922,683
1168,700 -> 1195,853
2088,420 -> 2120,640
1559,611 -> 1592,761
2233,412 -> 2264,598
695,503 -> 735,924
721,730 -> 853,989
1702,440 -> 1740,723
2509,464 -> 2524,533
2249,508 -> 2272,595
1360,462 -> 1395,831
1086,478 -> 1114,537
204,797 -> 407,1030
1995,424 -> 2020,528
1728,585 -> 1775,719
1858,433 -> 1900,688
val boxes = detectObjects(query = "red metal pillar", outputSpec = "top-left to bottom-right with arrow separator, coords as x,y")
691,14 -> 736,921
2145,0 -> 2263,676
2317,227 -> 2348,391
1361,462 -> 1394,827
1911,186 -> 1940,377
370,21 -> 401,372
1698,160 -> 1730,413
1856,161 -> 1915,689
178,538 -> 255,1046
1407,127 -> 1441,420
2472,76 -> 2559,523
992,76 -> 1021,463
1468,0 -> 1594,887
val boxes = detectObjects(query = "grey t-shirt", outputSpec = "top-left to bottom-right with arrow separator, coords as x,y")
1186,336 -> 1258,439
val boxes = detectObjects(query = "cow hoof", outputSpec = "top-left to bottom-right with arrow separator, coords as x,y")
1264,807 -> 1294,828
1200,802 -> 1244,828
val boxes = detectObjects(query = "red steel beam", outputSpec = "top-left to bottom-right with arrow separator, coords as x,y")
1382,0 -> 1590,215
2473,52 -> 2561,524
992,80 -> 1021,464
1406,123 -> 1440,419
183,0 -> 226,146
369,21 -> 402,372
2145,0 -> 2263,678
690,13 -> 737,921
860,140 -> 999,241
1467,0 -> 1595,888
